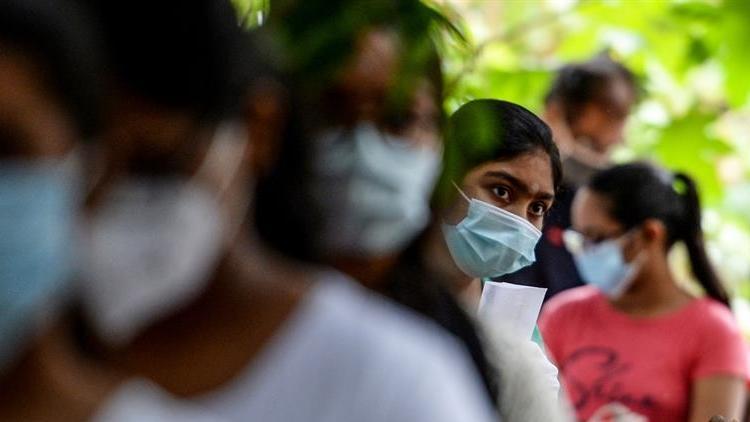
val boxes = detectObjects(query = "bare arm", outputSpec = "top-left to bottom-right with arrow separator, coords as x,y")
688,376 -> 746,422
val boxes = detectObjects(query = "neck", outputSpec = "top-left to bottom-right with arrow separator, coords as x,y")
110,235 -> 310,397
332,254 -> 399,290
610,254 -> 691,316
0,325 -> 121,422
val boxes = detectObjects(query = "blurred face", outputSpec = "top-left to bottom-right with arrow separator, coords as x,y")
450,149 -> 555,230
0,46 -> 82,371
570,188 -> 640,262
569,78 -> 634,155
86,96 -> 250,216
571,188 -> 624,244
94,99 -> 213,181
0,47 -> 75,160
79,97 -> 252,347
308,28 -> 442,259
332,28 -> 441,150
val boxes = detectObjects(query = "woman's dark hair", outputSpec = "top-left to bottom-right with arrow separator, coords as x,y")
588,162 -> 730,307
0,0 -> 102,138
382,234 -> 499,404
433,99 -> 562,208
83,0 -> 249,123
545,53 -> 637,124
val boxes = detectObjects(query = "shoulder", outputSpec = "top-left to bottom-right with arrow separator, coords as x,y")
687,298 -> 742,336
541,286 -> 601,319
93,379 -> 227,422
681,299 -> 749,381
311,271 -> 477,366
307,271 -> 496,421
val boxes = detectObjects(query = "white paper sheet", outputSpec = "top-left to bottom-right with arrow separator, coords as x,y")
478,281 -> 547,341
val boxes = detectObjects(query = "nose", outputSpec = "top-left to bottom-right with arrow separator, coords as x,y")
503,202 -> 528,222
602,119 -> 627,150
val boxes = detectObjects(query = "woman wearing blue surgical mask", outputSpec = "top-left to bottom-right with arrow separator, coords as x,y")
394,100 -> 561,312
539,162 -> 747,422
430,100 -> 562,299
0,2 -> 231,421
0,1 -> 125,420
382,99 -> 571,421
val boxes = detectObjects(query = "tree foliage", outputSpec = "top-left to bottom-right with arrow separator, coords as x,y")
432,0 -> 750,324
232,0 -> 750,324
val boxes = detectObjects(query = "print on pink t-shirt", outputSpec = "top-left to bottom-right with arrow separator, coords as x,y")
539,286 -> 749,422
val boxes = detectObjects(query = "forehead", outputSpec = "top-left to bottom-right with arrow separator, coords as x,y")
338,29 -> 400,92
0,48 -> 72,158
463,150 -> 555,195
592,78 -> 635,118
571,188 -> 621,231
0,49 -> 46,112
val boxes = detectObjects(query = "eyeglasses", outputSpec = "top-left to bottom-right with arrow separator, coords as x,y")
563,229 -> 629,255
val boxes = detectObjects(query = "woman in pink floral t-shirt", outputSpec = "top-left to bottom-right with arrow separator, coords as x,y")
540,162 -> 748,422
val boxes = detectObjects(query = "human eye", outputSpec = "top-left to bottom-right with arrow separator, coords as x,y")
491,185 -> 511,202
529,201 -> 548,217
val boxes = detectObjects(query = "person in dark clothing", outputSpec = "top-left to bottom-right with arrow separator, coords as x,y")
500,53 -> 637,299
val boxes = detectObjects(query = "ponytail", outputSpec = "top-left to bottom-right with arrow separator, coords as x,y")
588,163 -> 731,308
673,173 -> 731,308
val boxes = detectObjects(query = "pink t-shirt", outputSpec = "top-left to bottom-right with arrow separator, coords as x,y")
539,286 -> 749,422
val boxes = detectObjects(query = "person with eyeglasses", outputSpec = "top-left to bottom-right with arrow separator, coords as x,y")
500,54 -> 638,300
539,162 -> 748,422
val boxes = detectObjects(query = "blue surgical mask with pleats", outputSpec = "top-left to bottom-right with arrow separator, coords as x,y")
311,122 -> 441,256
442,187 -> 542,278
572,236 -> 638,299
0,157 -> 77,372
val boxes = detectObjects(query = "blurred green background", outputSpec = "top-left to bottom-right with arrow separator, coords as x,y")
429,0 -> 750,333
236,0 -> 750,332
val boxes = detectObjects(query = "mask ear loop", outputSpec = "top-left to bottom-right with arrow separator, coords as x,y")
193,120 -> 253,249
452,181 -> 471,203
620,227 -> 648,267
194,121 -> 249,197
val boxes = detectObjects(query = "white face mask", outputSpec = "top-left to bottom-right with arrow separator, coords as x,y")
79,122 -> 248,346
311,121 -> 442,256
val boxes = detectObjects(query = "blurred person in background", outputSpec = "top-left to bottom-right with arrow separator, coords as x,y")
76,1 -> 497,421
0,1 -> 122,419
0,1 -> 256,420
255,0 -> 507,408
540,162 -> 747,421
502,54 -> 638,300
386,98 -> 573,420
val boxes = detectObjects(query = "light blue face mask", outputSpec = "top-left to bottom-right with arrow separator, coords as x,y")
571,235 -> 638,299
311,122 -> 441,256
442,188 -> 542,278
0,157 -> 77,372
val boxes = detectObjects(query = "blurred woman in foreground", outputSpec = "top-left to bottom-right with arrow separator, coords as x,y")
75,1 -> 496,421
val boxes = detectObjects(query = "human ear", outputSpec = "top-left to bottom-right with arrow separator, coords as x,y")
641,218 -> 668,247
244,80 -> 287,179
624,219 -> 666,262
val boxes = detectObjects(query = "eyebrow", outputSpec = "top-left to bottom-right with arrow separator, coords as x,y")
483,170 -> 555,201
